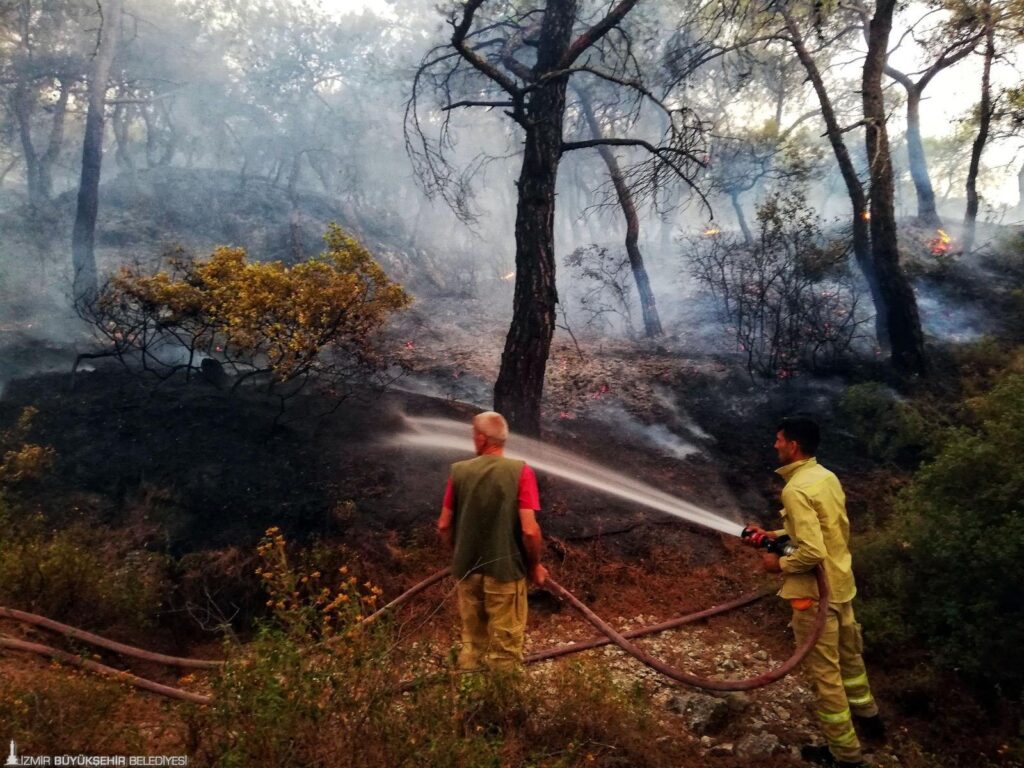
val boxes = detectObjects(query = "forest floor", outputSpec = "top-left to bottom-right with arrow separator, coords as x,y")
0,296 -> 1015,767
1,189 -> 1021,764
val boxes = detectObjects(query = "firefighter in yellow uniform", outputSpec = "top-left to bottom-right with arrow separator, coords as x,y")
745,417 -> 885,768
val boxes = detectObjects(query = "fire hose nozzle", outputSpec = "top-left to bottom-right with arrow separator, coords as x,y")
740,526 -> 795,557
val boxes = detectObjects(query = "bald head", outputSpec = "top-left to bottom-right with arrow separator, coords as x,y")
473,411 -> 509,451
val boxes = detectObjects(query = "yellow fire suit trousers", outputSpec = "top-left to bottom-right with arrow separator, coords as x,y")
791,600 -> 879,763
456,574 -> 527,671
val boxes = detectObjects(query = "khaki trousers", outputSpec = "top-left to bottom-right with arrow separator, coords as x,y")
456,574 -> 527,671
791,601 -> 879,763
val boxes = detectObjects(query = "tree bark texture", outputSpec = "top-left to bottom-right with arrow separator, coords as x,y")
493,0 -> 578,435
1017,161 -> 1024,216
729,190 -> 753,246
14,79 -> 71,208
904,89 -> 941,227
963,17 -> 996,253
577,89 -> 663,337
72,0 -> 124,302
885,36 -> 979,228
112,101 -> 134,170
778,4 -> 889,349
863,0 -> 926,375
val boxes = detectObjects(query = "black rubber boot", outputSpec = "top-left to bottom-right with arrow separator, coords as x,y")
800,744 -> 866,768
855,713 -> 887,743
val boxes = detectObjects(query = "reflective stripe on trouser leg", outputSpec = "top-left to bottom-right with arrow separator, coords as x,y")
836,602 -> 879,718
792,604 -> 864,763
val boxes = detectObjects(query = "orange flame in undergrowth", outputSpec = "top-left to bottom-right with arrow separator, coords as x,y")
703,227 -> 721,236
861,210 -> 871,221
929,229 -> 953,255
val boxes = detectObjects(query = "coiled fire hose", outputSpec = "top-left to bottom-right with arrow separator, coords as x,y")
0,565 -> 827,701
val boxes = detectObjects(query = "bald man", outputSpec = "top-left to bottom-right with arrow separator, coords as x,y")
437,411 -> 548,671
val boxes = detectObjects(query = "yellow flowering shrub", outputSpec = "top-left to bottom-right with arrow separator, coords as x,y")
88,225 -> 410,398
0,406 -> 55,485
253,526 -> 383,640
192,529 -> 689,768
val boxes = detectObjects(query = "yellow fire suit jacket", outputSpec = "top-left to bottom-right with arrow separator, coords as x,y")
772,458 -> 856,603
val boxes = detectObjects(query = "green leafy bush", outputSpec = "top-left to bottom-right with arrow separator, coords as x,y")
839,382 -> 935,466
859,370 -> 1024,696
0,520 -> 171,633
0,406 -> 55,485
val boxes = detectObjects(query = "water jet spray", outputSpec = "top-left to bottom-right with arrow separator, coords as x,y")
397,414 -> 744,537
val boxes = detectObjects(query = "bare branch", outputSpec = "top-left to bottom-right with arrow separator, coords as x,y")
561,136 -> 709,211
450,0 -> 521,96
559,0 -> 639,69
441,99 -> 514,111
541,65 -> 671,119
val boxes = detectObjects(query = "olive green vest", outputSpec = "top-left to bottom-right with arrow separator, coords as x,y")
450,455 -> 527,582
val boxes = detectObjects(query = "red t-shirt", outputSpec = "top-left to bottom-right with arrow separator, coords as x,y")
443,464 -> 540,510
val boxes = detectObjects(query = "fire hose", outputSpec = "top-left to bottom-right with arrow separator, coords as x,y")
0,606 -> 219,704
0,635 -> 213,705
373,564 -> 829,692
0,563 -> 828,701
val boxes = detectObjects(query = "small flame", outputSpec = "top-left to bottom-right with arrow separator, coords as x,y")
501,271 -> 515,281
929,228 -> 953,255
861,210 -> 871,221
703,227 -> 721,236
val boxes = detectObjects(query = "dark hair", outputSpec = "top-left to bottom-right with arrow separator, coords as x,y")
777,416 -> 820,456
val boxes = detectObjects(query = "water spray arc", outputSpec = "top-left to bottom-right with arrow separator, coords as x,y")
399,415 -> 742,536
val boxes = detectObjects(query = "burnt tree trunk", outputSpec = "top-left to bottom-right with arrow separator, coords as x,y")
577,89 -> 663,337
964,18 -> 996,253
1017,161 -> 1024,216
13,84 -> 43,206
71,0 -> 123,302
904,88 -> 941,227
287,151 -> 304,200
885,38 -> 979,228
112,100 -> 134,170
493,0 -> 577,435
864,0 -> 926,375
779,4 -> 889,349
156,100 -> 177,166
729,190 -> 754,246
14,78 -> 71,209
